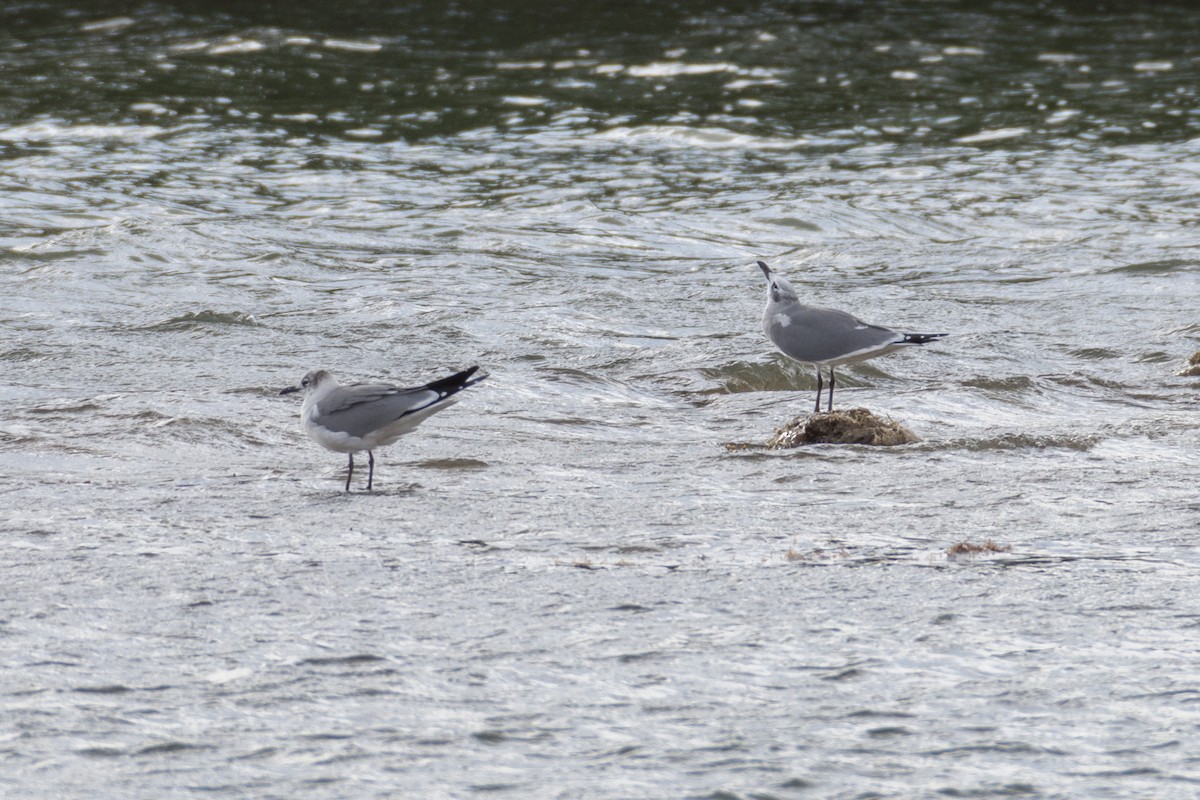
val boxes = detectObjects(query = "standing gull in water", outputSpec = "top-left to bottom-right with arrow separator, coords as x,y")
758,260 -> 945,413
281,366 -> 485,491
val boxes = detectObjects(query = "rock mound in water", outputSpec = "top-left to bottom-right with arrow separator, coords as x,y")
766,408 -> 919,448
1179,351 -> 1200,377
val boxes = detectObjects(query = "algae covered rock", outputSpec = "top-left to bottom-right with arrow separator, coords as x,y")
767,408 -> 919,448
726,408 -> 919,451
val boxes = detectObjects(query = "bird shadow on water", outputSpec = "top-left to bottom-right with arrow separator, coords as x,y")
300,479 -> 425,498
295,457 -> 489,497
414,457 -> 490,470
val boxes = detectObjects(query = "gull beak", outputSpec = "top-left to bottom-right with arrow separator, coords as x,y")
280,385 -> 300,395
757,260 -> 772,279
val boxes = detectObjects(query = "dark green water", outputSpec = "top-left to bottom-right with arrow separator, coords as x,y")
3,2 -> 1199,798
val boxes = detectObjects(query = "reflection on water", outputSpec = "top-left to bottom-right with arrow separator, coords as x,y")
3,2 -> 1200,798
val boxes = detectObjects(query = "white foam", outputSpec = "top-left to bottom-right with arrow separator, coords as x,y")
0,120 -> 173,142
323,39 -> 383,53
502,96 -> 549,107
208,39 -> 265,55
956,127 -> 1029,144
624,62 -> 738,78
596,125 -> 809,150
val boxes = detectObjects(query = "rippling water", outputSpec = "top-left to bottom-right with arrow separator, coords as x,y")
3,2 -> 1200,798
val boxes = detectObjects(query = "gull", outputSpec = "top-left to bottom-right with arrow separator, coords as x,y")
281,366 -> 485,491
758,260 -> 946,413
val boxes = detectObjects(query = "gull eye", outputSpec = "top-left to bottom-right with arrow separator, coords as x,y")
301,377 -> 310,387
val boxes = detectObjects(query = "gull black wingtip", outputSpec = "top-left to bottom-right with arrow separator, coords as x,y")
901,332 -> 950,345
463,365 -> 488,387
424,365 -> 488,397
453,365 -> 488,386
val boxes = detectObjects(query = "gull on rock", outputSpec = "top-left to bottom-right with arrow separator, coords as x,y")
758,260 -> 946,412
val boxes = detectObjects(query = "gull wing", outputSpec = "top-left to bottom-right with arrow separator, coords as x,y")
767,303 -> 904,364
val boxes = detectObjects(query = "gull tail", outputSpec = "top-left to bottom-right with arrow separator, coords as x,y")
424,366 -> 487,400
900,332 -> 948,345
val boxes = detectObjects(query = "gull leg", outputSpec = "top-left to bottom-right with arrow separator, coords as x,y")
828,368 -> 836,413
367,451 -> 375,492
814,369 -> 823,414
345,453 -> 354,492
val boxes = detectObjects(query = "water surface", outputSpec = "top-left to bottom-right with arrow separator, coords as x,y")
3,2 -> 1200,798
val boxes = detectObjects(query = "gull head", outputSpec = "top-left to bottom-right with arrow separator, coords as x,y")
280,369 -> 336,396
757,260 -> 798,305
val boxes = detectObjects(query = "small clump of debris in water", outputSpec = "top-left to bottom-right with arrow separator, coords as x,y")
726,408 -> 919,451
1178,351 -> 1200,377
945,540 -> 1012,562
